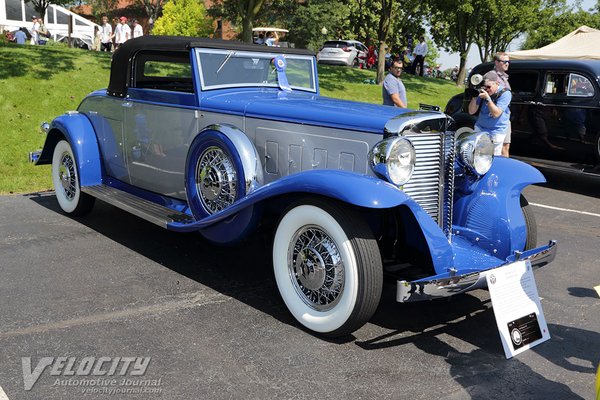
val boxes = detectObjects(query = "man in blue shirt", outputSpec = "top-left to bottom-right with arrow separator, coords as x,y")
14,28 -> 27,44
468,70 -> 512,155
382,60 -> 407,108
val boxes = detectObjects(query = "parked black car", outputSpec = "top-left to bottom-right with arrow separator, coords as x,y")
446,60 -> 600,176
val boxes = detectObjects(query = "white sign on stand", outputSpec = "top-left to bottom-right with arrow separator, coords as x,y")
484,260 -> 551,359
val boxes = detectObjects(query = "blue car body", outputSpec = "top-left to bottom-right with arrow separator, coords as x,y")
31,36 -> 556,336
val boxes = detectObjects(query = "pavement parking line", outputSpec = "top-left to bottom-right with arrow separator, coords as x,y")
530,203 -> 600,218
0,385 -> 9,400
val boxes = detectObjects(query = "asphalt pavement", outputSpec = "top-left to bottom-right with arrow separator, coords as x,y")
0,172 -> 598,399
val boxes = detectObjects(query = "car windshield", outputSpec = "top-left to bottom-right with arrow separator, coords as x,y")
195,48 -> 316,92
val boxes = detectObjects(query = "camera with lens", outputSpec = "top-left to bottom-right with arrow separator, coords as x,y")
467,73 -> 485,97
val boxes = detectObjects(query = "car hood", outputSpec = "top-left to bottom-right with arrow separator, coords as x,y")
199,89 -> 417,134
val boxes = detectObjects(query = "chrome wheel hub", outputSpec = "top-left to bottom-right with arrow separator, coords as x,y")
59,152 -> 76,200
288,226 -> 344,311
196,147 -> 237,214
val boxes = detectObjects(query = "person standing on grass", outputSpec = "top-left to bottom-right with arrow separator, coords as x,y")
382,60 -> 407,108
14,28 -> 27,45
411,36 -> 428,76
30,16 -> 39,45
114,17 -> 131,50
100,15 -> 113,52
132,19 -> 143,38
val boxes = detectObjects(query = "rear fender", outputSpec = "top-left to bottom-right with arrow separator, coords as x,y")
36,112 -> 102,187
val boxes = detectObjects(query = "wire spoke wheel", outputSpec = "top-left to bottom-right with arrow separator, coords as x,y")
51,140 -> 94,215
273,199 -> 382,337
58,152 -> 77,200
289,225 -> 344,311
195,146 -> 237,214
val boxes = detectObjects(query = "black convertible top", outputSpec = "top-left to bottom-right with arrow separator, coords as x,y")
107,36 -> 315,98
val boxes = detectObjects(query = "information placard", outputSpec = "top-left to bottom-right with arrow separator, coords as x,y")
484,260 -> 550,358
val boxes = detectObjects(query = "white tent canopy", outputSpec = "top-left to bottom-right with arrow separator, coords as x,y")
508,26 -> 600,60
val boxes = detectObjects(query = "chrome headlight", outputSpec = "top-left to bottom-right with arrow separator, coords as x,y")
369,137 -> 416,186
456,131 -> 494,175
40,122 -> 50,134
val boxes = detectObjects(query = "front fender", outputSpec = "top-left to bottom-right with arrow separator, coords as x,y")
170,170 -> 418,232
36,112 -> 102,187
453,157 -> 545,259
172,169 -> 454,271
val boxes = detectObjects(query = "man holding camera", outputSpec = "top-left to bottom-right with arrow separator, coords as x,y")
468,70 -> 512,155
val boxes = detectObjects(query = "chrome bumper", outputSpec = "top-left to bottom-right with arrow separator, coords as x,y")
396,240 -> 557,303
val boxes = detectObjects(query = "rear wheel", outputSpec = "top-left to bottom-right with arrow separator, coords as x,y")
51,140 -> 95,216
520,195 -> 537,250
273,198 -> 383,337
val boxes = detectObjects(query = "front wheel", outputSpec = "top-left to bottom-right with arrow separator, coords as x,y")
273,199 -> 383,337
51,140 -> 95,216
521,195 -> 537,250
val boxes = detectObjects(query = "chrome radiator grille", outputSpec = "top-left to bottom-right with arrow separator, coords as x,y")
402,131 -> 454,236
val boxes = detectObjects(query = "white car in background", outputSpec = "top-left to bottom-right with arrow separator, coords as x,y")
317,40 -> 367,67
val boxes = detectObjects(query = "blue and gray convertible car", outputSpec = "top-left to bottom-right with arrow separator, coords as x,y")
31,36 -> 556,337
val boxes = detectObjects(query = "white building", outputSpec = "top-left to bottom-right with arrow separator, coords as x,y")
0,0 -> 97,47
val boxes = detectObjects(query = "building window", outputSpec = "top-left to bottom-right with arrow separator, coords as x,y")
5,0 -> 22,21
56,9 -> 69,24
25,2 -> 36,21
47,6 -> 55,24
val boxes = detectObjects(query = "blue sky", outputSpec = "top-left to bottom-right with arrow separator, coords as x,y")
436,0 -> 597,69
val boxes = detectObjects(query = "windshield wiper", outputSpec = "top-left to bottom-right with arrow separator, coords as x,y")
216,51 -> 235,75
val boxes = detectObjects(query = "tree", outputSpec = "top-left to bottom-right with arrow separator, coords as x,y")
283,0 -> 350,51
153,0 -> 213,37
475,0 -> 548,61
375,0 -> 395,83
429,0 -> 486,86
25,0 -> 69,20
521,6 -> 599,49
208,0 -> 269,43
136,0 -> 165,33
88,0 -> 118,20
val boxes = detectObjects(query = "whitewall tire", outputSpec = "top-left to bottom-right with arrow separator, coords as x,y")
51,140 -> 94,215
273,199 -> 382,337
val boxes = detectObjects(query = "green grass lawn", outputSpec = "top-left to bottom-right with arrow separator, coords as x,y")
0,42 -> 462,194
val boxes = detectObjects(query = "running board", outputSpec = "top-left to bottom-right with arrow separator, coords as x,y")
82,185 -> 194,228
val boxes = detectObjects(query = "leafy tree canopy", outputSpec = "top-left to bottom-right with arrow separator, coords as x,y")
153,0 -> 212,37
521,4 -> 600,49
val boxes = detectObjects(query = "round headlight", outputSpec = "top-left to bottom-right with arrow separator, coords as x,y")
369,137 -> 416,186
457,131 -> 494,175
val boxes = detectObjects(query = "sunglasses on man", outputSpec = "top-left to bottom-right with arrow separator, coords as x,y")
496,60 -> 510,64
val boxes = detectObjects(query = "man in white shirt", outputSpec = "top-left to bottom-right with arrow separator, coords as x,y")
30,16 -> 39,45
411,36 -> 428,76
115,16 -> 131,49
132,19 -> 143,38
100,15 -> 113,52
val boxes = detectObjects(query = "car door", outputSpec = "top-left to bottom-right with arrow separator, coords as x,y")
540,70 -> 598,165
123,51 -> 199,200
506,69 -> 543,159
